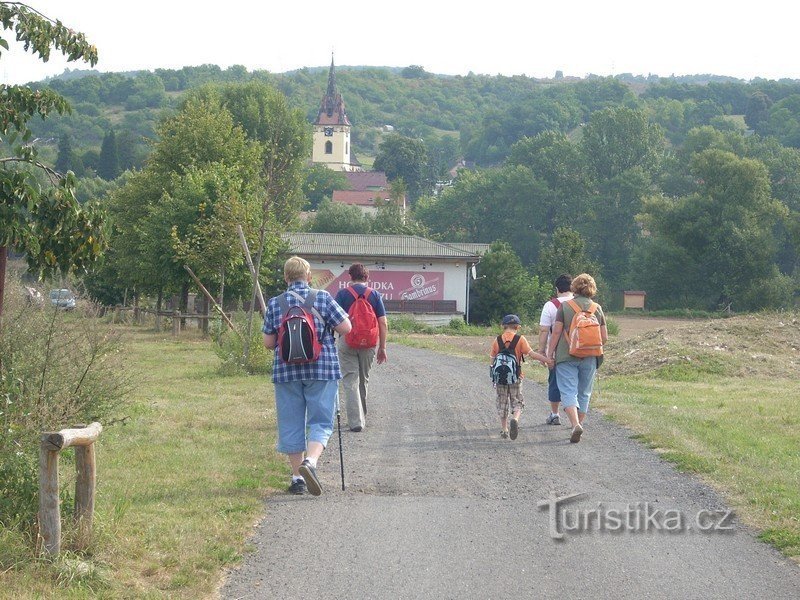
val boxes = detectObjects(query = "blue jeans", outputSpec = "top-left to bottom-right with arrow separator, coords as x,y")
547,367 -> 560,404
274,379 -> 339,454
556,358 -> 597,414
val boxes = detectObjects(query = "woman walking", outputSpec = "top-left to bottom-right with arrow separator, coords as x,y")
545,273 -> 608,443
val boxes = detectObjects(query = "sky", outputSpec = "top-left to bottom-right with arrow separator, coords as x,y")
2,1 -> 800,84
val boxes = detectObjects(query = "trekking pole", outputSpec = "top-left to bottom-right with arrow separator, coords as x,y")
336,395 -> 345,491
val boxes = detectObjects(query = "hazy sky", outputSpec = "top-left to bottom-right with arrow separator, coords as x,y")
3,1 -> 799,84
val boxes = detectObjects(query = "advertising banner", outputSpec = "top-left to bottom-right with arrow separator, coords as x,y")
311,268 -> 444,301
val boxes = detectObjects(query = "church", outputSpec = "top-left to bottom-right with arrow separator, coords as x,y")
311,56 -> 359,172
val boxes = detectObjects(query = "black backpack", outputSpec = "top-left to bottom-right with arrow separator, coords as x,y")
277,290 -> 324,364
490,334 -> 522,385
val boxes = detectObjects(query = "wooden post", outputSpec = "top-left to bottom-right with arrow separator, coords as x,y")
38,422 -> 103,556
183,265 -> 237,333
114,304 -> 122,323
237,225 -> 267,314
38,440 -> 61,555
74,443 -> 96,550
172,309 -> 180,336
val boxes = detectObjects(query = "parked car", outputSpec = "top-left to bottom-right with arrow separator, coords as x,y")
49,289 -> 76,310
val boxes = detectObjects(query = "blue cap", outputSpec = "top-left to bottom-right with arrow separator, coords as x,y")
502,314 -> 521,326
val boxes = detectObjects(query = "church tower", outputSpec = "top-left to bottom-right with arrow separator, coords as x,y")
312,56 -> 355,171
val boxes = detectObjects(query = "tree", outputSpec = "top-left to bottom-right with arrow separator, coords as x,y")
470,241 -> 549,325
744,91 -> 772,132
374,133 -> 429,202
581,106 -> 665,180
536,227 -> 601,289
55,133 -> 83,176
302,163 -> 349,210
0,3 -> 104,320
98,129 -> 120,180
640,150 -> 791,309
307,200 -> 372,234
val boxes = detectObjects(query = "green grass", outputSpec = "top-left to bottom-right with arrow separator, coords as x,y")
595,374 -> 800,558
1,327 -> 285,598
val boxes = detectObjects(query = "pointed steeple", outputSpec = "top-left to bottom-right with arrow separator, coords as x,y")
315,55 -> 350,126
326,54 -> 337,99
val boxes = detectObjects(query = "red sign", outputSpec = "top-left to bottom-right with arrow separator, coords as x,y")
311,269 -> 444,301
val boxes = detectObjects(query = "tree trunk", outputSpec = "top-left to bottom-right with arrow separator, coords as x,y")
0,245 -> 7,324
180,282 -> 189,328
156,288 -> 163,331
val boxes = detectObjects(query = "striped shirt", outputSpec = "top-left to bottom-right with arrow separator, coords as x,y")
263,281 -> 348,383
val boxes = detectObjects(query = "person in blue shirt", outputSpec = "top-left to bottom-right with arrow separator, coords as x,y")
334,263 -> 388,432
263,256 -> 351,496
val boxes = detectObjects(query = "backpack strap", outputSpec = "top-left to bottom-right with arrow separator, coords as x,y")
346,285 -> 373,300
506,333 -> 521,353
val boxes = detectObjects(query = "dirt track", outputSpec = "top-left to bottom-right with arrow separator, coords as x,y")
221,344 -> 800,599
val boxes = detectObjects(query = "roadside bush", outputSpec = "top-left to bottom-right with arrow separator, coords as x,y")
0,282 -> 131,536
214,320 -> 273,376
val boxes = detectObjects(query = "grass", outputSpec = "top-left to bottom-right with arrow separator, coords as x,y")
1,327 -> 285,598
594,374 -> 800,559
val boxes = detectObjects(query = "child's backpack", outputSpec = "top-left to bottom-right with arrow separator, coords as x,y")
565,298 -> 603,358
490,334 -> 522,385
344,286 -> 379,349
277,290 -> 324,364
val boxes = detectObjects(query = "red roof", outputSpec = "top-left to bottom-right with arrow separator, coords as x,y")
344,171 -> 389,191
333,190 -> 392,207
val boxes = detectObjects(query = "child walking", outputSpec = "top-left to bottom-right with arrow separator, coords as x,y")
490,314 -> 552,440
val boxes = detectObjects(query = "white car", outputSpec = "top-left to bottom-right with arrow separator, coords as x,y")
49,289 -> 76,310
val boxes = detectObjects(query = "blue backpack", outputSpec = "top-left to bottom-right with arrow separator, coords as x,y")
490,334 -> 522,385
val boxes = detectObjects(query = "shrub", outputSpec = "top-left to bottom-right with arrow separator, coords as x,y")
0,281 -> 132,534
214,318 -> 273,376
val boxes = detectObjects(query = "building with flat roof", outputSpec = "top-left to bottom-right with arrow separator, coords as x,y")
283,233 -> 488,323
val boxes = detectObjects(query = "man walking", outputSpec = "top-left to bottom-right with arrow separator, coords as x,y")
335,263 -> 388,432
538,274 -> 573,426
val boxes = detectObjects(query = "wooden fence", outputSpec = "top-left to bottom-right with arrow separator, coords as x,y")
38,422 -> 102,555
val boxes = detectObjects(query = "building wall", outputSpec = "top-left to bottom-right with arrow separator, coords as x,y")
306,258 -> 469,313
312,125 -> 351,170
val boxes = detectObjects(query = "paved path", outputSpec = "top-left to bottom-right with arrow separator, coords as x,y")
222,345 -> 800,599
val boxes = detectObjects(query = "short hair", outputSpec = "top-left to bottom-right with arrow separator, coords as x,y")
284,256 -> 311,283
554,274 -> 573,294
571,273 -> 598,298
348,263 -> 369,282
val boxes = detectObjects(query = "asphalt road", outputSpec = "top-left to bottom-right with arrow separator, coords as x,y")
221,344 -> 800,599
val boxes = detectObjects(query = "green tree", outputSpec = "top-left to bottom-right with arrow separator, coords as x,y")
470,241 -> 549,325
302,163 -> 349,210
581,106 -> 665,180
640,149 -> 791,309
535,227 -> 601,289
307,200 -> 372,233
374,133 -> 429,202
98,129 -> 120,180
0,3 -> 104,320
55,133 -> 83,176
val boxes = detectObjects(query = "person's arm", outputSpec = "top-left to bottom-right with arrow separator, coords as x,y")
547,321 -> 563,360
527,348 -> 551,366
334,316 -> 351,336
537,326 -> 549,355
376,315 -> 388,364
263,333 -> 277,349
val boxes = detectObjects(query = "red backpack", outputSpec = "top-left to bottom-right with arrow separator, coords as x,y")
277,290 -> 324,364
344,286 -> 379,349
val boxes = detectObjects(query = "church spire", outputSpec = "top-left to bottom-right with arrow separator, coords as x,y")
315,54 -> 350,126
326,54 -> 337,99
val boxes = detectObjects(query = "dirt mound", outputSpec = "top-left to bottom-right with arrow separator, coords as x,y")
605,313 -> 800,379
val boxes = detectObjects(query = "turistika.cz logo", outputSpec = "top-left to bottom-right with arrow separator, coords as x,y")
537,492 -> 735,540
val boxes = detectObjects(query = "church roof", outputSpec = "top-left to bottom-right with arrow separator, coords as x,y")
315,57 -> 351,126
